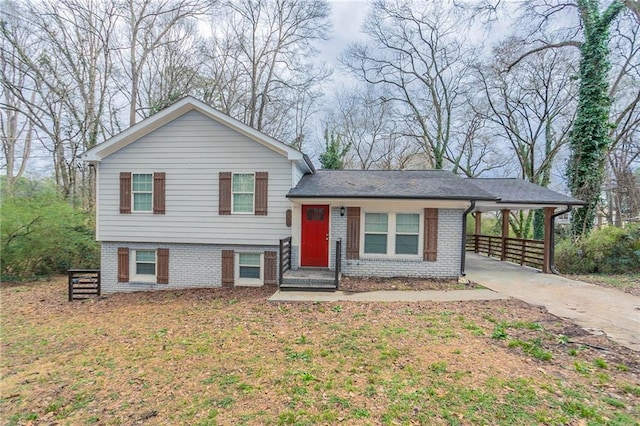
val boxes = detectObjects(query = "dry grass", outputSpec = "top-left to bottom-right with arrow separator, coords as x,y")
1,277 -> 639,425
567,274 -> 640,297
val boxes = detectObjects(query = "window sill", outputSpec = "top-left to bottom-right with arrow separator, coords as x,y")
235,280 -> 263,287
359,255 -> 422,262
130,275 -> 156,284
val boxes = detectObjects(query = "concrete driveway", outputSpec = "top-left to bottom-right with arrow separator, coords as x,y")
465,253 -> 640,352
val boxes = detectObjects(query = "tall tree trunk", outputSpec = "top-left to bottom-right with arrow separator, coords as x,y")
568,0 -> 625,236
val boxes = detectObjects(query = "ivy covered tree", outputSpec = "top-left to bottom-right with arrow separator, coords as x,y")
319,128 -> 350,170
567,0 -> 627,236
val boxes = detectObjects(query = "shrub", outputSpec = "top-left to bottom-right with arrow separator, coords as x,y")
555,224 -> 640,274
1,181 -> 99,279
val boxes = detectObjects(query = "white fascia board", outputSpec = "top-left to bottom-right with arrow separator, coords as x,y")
474,201 -> 567,213
81,96 -> 305,163
287,198 -> 471,210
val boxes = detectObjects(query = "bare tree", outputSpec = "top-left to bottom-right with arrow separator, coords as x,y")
197,0 -> 330,146
325,85 -> 421,170
1,0 -> 119,202
117,0 -> 210,125
139,21 -> 204,114
343,0 -> 479,170
476,45 -> 578,237
0,0 -> 35,194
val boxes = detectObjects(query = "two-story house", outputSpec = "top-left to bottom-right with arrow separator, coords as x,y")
82,97 -> 583,293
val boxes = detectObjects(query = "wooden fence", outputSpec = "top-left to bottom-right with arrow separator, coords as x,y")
68,269 -> 101,301
466,234 -> 545,270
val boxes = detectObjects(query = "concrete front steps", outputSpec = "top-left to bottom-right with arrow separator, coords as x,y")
280,268 -> 338,291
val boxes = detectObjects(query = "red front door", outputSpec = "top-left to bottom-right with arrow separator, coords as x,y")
301,205 -> 330,267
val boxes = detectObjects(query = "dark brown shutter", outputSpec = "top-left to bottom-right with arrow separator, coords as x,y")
255,172 -> 268,215
219,172 -> 232,215
424,208 -> 438,261
285,209 -> 292,227
221,250 -> 234,287
346,207 -> 360,260
153,172 -> 166,214
157,248 -> 169,284
117,247 -> 129,282
120,172 -> 131,214
264,251 -> 277,285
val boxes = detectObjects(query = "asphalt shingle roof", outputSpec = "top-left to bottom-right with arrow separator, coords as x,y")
287,170 -> 497,201
287,170 -> 584,205
467,178 -> 585,205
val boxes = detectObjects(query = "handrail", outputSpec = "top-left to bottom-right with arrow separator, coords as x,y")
334,238 -> 342,288
279,237 -> 292,286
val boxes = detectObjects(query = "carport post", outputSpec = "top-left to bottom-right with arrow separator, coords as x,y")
542,207 -> 555,273
500,209 -> 510,261
474,212 -> 482,253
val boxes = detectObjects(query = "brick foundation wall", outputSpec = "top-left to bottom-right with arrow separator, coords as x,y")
101,242 -> 278,293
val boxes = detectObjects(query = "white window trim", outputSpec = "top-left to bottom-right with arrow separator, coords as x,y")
130,249 -> 157,283
132,172 -> 153,213
360,211 -> 423,259
234,252 -> 264,286
231,172 -> 255,215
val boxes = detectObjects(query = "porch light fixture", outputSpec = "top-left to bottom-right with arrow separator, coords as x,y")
340,206 -> 345,216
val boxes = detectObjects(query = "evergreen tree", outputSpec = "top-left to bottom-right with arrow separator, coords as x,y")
319,128 -> 350,170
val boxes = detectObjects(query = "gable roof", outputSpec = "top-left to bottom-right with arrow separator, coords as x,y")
81,96 -> 313,172
287,170 -> 498,201
468,178 -> 585,206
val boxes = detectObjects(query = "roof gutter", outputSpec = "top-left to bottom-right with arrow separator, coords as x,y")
460,200 -> 476,276
549,205 -> 573,275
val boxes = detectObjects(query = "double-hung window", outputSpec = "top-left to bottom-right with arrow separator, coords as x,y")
132,249 -> 156,282
132,173 -> 153,212
236,252 -> 263,286
232,173 -> 255,213
363,212 -> 421,256
395,214 -> 420,255
364,213 -> 388,254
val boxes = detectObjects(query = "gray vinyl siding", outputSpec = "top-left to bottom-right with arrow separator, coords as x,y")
97,110 -> 293,245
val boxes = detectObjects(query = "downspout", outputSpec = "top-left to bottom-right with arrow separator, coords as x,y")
549,205 -> 573,275
460,201 -> 476,276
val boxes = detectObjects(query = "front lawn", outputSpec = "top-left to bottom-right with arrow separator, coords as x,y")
1,278 -> 638,425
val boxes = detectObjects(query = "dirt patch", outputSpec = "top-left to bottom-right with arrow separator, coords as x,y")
339,276 -> 482,292
1,277 -> 638,425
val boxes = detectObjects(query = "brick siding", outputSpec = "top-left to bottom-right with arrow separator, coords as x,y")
101,242 -> 278,293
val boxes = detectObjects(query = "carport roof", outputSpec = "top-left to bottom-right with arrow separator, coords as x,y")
468,178 -> 585,211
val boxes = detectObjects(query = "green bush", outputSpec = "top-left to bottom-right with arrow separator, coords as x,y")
555,224 -> 640,274
1,181 -> 99,279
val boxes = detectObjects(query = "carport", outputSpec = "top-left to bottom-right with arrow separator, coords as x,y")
463,179 -> 585,273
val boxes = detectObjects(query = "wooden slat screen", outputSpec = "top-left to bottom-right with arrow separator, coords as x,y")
117,247 -> 129,282
153,172 -> 166,214
255,172 -> 268,215
423,208 -> 438,262
264,251 -> 277,285
346,207 -> 360,260
156,248 -> 169,284
119,172 -> 131,214
221,250 -> 234,287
